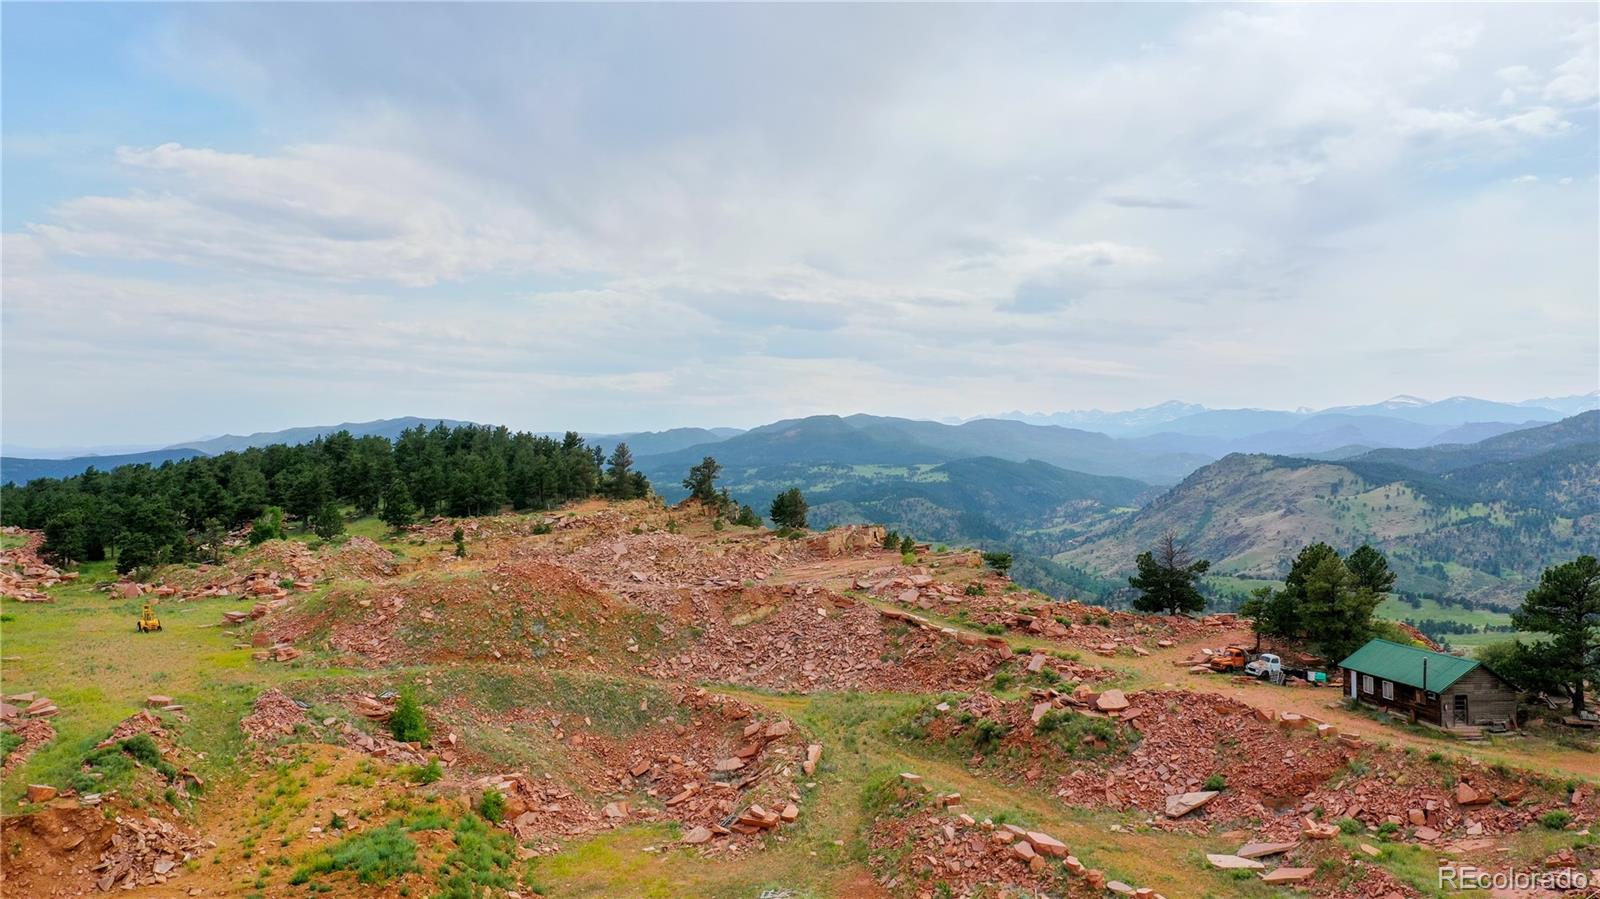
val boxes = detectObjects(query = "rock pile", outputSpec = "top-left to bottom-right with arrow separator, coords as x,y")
240,689 -> 307,741
94,711 -> 173,751
91,813 -> 206,892
3,692 -> 61,720
867,775 -> 1169,898
0,529 -> 73,601
1053,690 -> 1354,828
474,689 -> 811,851
1,716 -> 56,776
1262,753 -> 1582,842
649,587 -> 1011,692
802,525 -> 887,559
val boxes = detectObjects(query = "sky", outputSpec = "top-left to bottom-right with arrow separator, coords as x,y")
3,3 -> 1597,447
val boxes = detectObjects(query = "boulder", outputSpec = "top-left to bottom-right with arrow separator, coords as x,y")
803,743 -> 822,775
1165,790 -> 1219,818
25,784 -> 57,803
1454,782 -> 1490,807
1095,690 -> 1129,713
1026,831 -> 1068,857
1260,867 -> 1316,884
1206,854 -> 1264,870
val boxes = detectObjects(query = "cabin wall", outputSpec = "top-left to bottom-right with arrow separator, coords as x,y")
1440,668 -> 1518,728
1344,667 -> 1441,724
1343,665 -> 1518,728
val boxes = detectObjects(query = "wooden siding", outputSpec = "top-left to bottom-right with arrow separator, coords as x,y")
1441,667 -> 1518,728
1344,664 -> 1518,729
1346,667 -> 1442,724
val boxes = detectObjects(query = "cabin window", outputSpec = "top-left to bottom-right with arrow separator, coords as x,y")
1381,681 -> 1394,700
1362,675 -> 1374,694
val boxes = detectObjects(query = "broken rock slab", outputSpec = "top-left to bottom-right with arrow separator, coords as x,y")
1165,790 -> 1219,818
1260,867 -> 1316,884
1237,841 -> 1298,859
1095,689 -> 1129,713
1206,854 -> 1264,870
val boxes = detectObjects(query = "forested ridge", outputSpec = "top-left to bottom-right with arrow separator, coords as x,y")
0,423 -> 648,571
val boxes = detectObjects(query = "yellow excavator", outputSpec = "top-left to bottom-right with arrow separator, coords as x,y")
136,603 -> 162,633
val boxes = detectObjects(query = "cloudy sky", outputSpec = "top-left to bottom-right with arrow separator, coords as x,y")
3,3 -> 1596,446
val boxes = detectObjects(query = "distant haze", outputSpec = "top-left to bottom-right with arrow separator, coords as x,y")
3,4 -> 1596,445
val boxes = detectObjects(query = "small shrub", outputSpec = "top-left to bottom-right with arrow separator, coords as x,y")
901,551 -> 917,565
964,583 -> 986,597
1204,774 -> 1227,792
389,687 -> 430,744
1540,810 -> 1573,830
980,551 -> 1013,576
969,718 -> 1010,751
1337,817 -> 1363,834
476,788 -> 506,823
0,732 -> 23,766
981,623 -> 1005,636
408,759 -> 443,785
1034,710 -> 1130,757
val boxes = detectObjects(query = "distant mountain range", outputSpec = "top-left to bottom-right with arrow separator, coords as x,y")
0,448 -> 209,484
990,392 -> 1596,439
2,401 -> 1594,610
632,413 -> 1208,488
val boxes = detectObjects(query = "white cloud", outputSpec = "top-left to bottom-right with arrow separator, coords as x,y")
29,143 -> 587,286
3,3 -> 1596,442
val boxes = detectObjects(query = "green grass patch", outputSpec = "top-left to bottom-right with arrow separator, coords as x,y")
290,823 -> 418,885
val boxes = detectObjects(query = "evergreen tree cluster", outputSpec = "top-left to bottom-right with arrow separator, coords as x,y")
0,423 -> 649,572
1239,542 -> 1394,661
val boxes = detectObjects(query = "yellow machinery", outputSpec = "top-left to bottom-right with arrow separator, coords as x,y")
136,603 -> 162,633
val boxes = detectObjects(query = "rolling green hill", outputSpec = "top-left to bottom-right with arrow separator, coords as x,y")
635,413 -> 1208,487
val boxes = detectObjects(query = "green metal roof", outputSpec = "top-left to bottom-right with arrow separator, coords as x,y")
1338,638 -> 1481,693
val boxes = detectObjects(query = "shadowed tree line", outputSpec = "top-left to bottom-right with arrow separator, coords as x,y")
0,423 -> 650,573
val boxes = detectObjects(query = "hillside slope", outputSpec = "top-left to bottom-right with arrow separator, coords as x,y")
1059,415 -> 1599,606
1352,410 -> 1599,474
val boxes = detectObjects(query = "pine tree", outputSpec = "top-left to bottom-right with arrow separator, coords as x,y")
981,551 -> 1014,577
1512,556 -> 1600,714
606,443 -> 637,499
312,503 -> 345,540
381,480 -> 417,530
682,457 -> 722,505
1127,531 -> 1209,615
249,506 -> 287,545
1346,544 -> 1397,595
769,488 -> 809,530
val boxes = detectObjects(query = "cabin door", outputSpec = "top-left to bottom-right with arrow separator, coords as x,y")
1452,694 -> 1468,726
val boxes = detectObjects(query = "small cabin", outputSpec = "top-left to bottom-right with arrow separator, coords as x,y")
1339,638 -> 1517,729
